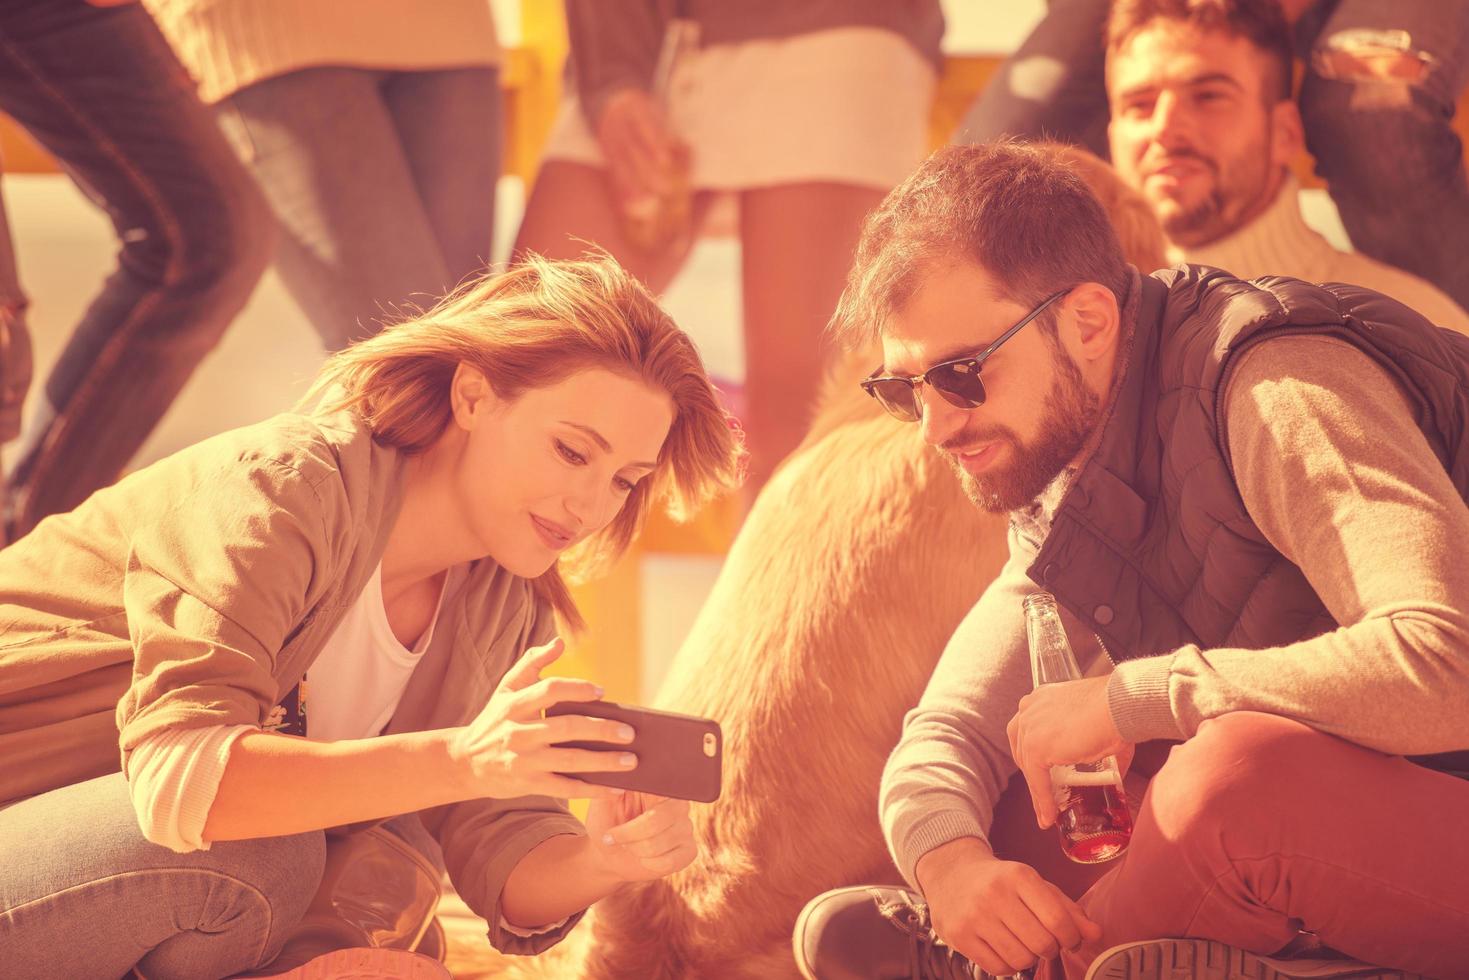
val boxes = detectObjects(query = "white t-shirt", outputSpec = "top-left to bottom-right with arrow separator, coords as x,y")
305,562 -> 450,741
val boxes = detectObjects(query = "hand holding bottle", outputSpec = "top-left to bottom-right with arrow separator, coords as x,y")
1018,592 -> 1135,863
1006,675 -> 1131,829
594,87 -> 683,207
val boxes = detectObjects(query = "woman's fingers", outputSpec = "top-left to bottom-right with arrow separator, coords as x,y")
533,713 -> 636,746
603,798 -> 689,846
638,838 -> 697,876
626,114 -> 673,187
499,637 -> 565,693
513,675 -> 605,717
540,774 -> 626,801
596,90 -> 675,197
541,746 -> 638,775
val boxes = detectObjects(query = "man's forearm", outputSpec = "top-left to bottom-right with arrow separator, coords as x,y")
500,832 -> 622,928
203,729 -> 468,841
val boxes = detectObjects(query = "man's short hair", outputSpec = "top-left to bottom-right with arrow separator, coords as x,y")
831,141 -> 1131,346
1106,0 -> 1294,103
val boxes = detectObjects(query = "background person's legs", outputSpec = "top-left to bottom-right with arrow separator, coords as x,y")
218,66 -> 498,350
0,190 -> 31,550
0,772 -> 325,980
0,190 -> 31,448
512,160 -> 715,292
737,182 -> 884,490
0,0 -> 271,535
953,0 -> 1114,156
379,67 -> 501,292
1057,712 -> 1469,979
1299,0 -> 1469,311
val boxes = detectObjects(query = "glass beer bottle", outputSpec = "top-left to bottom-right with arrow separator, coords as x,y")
1022,591 -> 1134,864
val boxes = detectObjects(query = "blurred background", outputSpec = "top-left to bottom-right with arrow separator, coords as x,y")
0,0 -> 1353,705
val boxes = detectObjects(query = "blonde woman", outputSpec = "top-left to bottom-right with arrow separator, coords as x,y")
0,256 -> 743,980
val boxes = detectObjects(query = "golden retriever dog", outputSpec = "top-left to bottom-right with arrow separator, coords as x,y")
446,145 -> 1167,979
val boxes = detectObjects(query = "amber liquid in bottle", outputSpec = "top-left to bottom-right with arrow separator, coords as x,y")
1023,591 -> 1134,864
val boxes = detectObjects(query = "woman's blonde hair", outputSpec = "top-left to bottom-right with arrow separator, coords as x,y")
303,254 -> 745,630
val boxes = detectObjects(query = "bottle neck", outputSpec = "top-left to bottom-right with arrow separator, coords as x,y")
1024,591 -> 1083,686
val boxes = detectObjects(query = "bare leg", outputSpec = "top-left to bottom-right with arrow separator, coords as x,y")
512,160 -> 712,293
738,182 -> 885,490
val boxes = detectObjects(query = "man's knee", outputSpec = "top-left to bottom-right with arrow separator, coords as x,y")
1144,712 -> 1316,848
122,169 -> 274,320
1300,30 -> 1459,183
175,176 -> 274,308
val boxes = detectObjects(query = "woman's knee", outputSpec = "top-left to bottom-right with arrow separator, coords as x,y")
135,830 -> 326,980
218,828 -> 327,928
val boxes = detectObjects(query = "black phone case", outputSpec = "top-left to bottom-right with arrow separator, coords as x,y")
545,701 -> 722,803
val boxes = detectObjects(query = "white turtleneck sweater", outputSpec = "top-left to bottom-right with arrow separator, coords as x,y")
1175,174 -> 1469,334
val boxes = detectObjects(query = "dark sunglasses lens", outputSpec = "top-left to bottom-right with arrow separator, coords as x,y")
865,379 -> 922,422
929,362 -> 987,409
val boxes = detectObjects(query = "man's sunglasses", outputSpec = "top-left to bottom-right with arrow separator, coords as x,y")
860,289 -> 1069,422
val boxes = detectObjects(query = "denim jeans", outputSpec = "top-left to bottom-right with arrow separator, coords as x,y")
1298,0 -> 1469,314
215,65 -> 503,350
0,0 -> 272,536
0,773 -> 325,980
957,0 -> 1469,312
952,0 -> 1112,158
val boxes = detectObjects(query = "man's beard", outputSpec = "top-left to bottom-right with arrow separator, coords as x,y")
943,349 -> 1102,514
1151,141 -> 1273,248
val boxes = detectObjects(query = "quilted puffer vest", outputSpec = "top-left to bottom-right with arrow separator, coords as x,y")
1031,264 -> 1469,675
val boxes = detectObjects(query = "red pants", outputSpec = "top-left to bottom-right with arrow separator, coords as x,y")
1030,713 -> 1469,978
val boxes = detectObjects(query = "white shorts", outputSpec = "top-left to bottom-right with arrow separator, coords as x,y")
542,27 -> 938,192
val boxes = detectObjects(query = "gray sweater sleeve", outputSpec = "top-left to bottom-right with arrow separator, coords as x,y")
1107,335 -> 1469,753
879,523 -> 1042,889
565,0 -> 668,127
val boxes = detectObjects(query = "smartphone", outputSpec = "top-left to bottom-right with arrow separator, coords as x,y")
545,701 -> 722,803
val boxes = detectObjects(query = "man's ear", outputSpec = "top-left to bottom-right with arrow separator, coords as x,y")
1269,98 -> 1304,171
450,363 -> 496,429
1061,282 -> 1122,363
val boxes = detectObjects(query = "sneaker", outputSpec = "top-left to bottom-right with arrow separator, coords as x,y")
243,948 -> 451,979
1084,939 -> 1426,980
793,884 -> 1019,980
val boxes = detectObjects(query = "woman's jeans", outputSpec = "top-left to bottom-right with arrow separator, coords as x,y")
0,0 -> 272,536
215,65 -> 503,350
958,0 -> 1469,313
0,773 -> 325,980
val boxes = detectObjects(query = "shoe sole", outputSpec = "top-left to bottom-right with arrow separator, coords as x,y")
1086,939 -> 1424,980
247,948 -> 452,980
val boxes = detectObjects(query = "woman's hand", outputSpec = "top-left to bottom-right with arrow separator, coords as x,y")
448,638 -> 636,801
594,87 -> 684,204
585,792 -> 697,884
